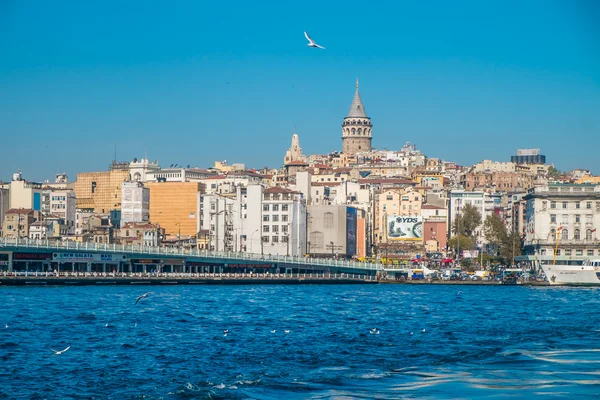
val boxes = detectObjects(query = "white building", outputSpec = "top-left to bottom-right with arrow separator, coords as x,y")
128,158 -> 161,182
121,181 -> 150,224
198,184 -> 307,256
47,189 -> 77,235
520,184 -> 600,266
448,190 -> 503,250
8,172 -> 42,211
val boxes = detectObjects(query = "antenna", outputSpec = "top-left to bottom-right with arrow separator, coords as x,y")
145,145 -> 148,161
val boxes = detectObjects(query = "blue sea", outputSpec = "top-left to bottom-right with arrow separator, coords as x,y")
1,284 -> 599,399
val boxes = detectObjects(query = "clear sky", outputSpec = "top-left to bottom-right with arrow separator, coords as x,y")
1,0 -> 599,182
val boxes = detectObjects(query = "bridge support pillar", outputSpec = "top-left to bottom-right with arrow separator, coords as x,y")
25,261 -> 29,273
86,262 -> 92,273
102,263 -> 106,273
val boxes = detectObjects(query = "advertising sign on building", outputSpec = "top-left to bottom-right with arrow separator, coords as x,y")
462,250 -> 479,259
52,253 -> 127,262
387,215 -> 423,241
346,207 -> 357,256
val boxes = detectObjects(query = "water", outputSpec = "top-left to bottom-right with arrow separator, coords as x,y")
1,284 -> 599,399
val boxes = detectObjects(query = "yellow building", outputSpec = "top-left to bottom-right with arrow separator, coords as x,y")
575,176 -> 600,184
146,182 -> 203,237
375,187 -> 423,244
74,169 -> 130,213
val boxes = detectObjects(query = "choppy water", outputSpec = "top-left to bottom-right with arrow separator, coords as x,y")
1,284 -> 600,399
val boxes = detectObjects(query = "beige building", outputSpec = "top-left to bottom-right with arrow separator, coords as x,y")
146,181 -> 203,237
8,172 -> 43,210
2,208 -> 41,239
75,167 -> 130,214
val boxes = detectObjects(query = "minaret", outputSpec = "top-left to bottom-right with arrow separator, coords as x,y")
341,78 -> 372,155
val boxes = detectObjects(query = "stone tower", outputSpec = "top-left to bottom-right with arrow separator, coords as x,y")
284,132 -> 304,165
341,79 -> 372,155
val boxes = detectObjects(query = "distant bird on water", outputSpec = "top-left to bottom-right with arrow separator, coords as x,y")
271,329 -> 277,333
51,346 -> 71,355
304,31 -> 325,49
135,292 -> 153,306
284,330 -> 291,334
369,328 -> 380,335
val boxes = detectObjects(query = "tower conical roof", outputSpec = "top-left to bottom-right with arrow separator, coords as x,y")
347,78 -> 367,118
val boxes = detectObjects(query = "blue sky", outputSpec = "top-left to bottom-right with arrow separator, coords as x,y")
1,0 -> 599,182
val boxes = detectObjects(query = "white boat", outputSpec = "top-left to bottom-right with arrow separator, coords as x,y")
541,259 -> 600,286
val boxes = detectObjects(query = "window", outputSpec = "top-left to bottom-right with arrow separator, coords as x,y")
309,231 -> 324,249
550,229 -> 556,241
282,235 -> 289,243
587,250 -> 594,256
210,224 -> 215,231
282,215 -> 288,222
262,236 -> 269,243
562,229 -> 568,240
386,195 -> 393,200
272,236 -> 279,243
272,215 -> 279,222
272,205 -> 279,211
272,225 -> 279,232
586,229 -> 593,240
550,214 -> 556,223
565,249 -> 572,256
576,202 -> 580,209
576,215 -> 581,223
282,225 -> 288,233
91,182 -> 96,193
574,229 -> 581,240
555,249 -> 561,256
587,201 -> 592,209
263,215 -> 269,222
324,212 -> 334,229
263,225 -> 269,232
550,201 -> 556,209
263,204 -> 269,212
562,201 -> 567,209
210,203 -> 216,210
576,249 -> 583,256
282,205 -> 289,212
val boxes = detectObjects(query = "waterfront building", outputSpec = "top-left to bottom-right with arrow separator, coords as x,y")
121,181 -> 150,224
41,188 -> 76,235
306,205 -> 362,258
341,79 -> 372,155
2,208 -> 41,239
0,185 -> 8,233
521,183 -> 600,265
116,222 -> 163,246
74,163 -> 130,214
8,172 -> 42,211
146,181 -> 203,238
448,190 -> 503,251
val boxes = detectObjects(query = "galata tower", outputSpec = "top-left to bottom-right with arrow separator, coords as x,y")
341,79 -> 372,154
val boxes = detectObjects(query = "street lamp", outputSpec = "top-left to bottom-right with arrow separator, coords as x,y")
330,241 -> 335,258
250,228 -> 259,254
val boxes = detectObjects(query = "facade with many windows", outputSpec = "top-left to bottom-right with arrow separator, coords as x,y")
521,184 -> 600,266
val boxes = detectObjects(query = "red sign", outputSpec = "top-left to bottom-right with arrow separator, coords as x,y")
13,252 -> 53,260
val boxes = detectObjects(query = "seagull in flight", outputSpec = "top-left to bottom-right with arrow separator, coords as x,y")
304,31 -> 325,49
51,346 -> 71,355
135,292 -> 154,306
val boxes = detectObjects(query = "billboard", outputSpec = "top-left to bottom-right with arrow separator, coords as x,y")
387,215 -> 423,241
53,253 -> 127,262
346,207 -> 357,256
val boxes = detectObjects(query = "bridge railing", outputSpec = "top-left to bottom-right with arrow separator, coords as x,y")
1,237 -> 384,272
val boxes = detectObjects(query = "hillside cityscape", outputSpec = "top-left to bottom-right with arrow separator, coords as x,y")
1,81 -> 599,272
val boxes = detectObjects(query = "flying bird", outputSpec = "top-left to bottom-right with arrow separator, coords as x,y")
304,31 -> 325,49
135,292 -> 153,306
51,346 -> 71,355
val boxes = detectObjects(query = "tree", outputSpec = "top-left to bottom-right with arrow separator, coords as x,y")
500,231 -> 523,266
448,235 -> 475,256
452,203 -> 482,237
483,213 -> 508,252
547,165 -> 560,178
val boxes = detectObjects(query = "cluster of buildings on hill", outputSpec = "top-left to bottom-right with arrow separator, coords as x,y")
1,81 -> 599,269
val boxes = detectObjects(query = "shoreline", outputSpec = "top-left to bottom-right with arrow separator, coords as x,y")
0,276 -> 553,286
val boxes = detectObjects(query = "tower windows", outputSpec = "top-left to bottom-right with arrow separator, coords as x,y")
351,128 -> 356,135
357,128 -> 362,135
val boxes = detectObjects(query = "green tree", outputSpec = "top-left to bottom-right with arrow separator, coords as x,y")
500,231 -> 524,266
483,213 -> 508,251
547,165 -> 560,178
448,235 -> 475,256
452,203 -> 482,237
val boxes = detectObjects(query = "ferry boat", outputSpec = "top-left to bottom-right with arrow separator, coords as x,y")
541,259 -> 600,286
